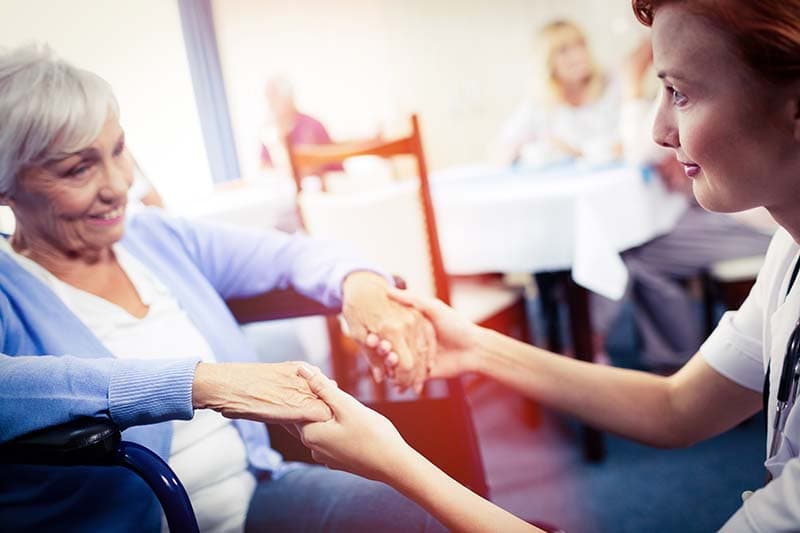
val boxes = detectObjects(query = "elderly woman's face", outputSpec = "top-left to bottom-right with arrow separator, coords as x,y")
11,115 -> 133,255
651,4 -> 800,214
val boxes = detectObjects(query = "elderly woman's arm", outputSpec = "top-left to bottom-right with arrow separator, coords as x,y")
0,354 -> 330,444
0,353 -> 197,442
149,212 -> 433,390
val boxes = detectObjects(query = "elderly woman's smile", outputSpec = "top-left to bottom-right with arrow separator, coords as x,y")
87,205 -> 126,224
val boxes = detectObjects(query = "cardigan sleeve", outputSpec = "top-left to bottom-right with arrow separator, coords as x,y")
0,352 -> 198,443
147,211 -> 392,308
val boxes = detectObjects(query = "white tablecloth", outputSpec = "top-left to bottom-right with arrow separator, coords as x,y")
431,164 -> 688,300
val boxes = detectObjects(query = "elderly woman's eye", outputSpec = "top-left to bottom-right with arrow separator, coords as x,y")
67,162 -> 91,177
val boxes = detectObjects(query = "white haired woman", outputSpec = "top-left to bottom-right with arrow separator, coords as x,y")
0,44 -> 442,532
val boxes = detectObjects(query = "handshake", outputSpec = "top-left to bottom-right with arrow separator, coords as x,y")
343,286 -> 480,393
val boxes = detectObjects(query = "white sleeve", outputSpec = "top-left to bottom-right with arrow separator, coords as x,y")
720,457 -> 800,532
700,288 -> 765,392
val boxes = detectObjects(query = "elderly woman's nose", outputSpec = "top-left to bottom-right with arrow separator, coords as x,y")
98,162 -> 130,200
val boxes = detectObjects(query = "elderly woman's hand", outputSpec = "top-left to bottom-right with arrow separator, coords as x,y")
295,365 -> 411,484
192,362 -> 333,423
341,272 -> 436,392
387,288 -> 481,379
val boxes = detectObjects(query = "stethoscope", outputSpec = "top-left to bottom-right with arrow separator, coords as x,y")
768,319 -> 800,460
766,256 -> 800,463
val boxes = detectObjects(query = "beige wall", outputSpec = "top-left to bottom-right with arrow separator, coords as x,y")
0,0 -> 212,211
212,0 -> 644,176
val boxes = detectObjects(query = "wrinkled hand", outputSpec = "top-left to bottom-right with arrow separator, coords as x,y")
296,365 -> 409,483
386,288 -> 480,379
192,362 -> 332,424
341,272 -> 436,392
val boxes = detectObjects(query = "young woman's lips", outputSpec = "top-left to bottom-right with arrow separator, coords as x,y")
681,162 -> 701,178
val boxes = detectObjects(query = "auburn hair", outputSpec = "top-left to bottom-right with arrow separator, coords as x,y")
632,0 -> 800,84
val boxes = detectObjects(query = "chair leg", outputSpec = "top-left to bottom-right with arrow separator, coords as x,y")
700,272 -> 718,338
534,272 -> 564,353
564,275 -> 607,462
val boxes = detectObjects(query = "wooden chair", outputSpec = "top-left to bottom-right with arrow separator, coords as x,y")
286,115 -> 532,396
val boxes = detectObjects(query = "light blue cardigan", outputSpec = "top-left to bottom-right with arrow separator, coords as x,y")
0,208 -> 378,531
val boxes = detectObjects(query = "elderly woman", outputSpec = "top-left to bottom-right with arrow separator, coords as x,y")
0,45 -> 443,532
298,0 -> 800,531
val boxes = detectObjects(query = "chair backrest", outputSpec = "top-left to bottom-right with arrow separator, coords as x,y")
287,114 -> 451,304
299,180 -> 436,298
286,121 -> 489,496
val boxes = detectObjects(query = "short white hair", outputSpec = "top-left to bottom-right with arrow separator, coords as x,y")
0,44 -> 119,195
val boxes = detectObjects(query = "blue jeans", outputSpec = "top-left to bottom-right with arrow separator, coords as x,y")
245,463 -> 447,532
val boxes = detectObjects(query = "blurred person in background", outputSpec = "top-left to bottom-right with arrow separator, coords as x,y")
495,19 -> 622,168
259,75 -> 343,176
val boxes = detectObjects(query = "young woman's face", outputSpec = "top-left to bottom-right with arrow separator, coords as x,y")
9,115 -> 133,255
651,4 -> 800,214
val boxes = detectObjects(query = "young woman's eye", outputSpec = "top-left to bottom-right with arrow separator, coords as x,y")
113,140 -> 126,157
665,85 -> 688,107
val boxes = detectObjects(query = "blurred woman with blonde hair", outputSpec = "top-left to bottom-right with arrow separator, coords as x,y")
496,19 -> 622,166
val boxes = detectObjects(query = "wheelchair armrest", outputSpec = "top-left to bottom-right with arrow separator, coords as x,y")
227,288 -> 338,325
0,417 -> 120,467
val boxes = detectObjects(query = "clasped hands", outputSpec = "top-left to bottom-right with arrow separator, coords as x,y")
193,275 -> 474,424
285,287 -> 481,483
340,271 -> 438,393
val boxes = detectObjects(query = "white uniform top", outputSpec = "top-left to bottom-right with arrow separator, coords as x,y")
0,240 -> 255,533
701,228 -> 800,531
